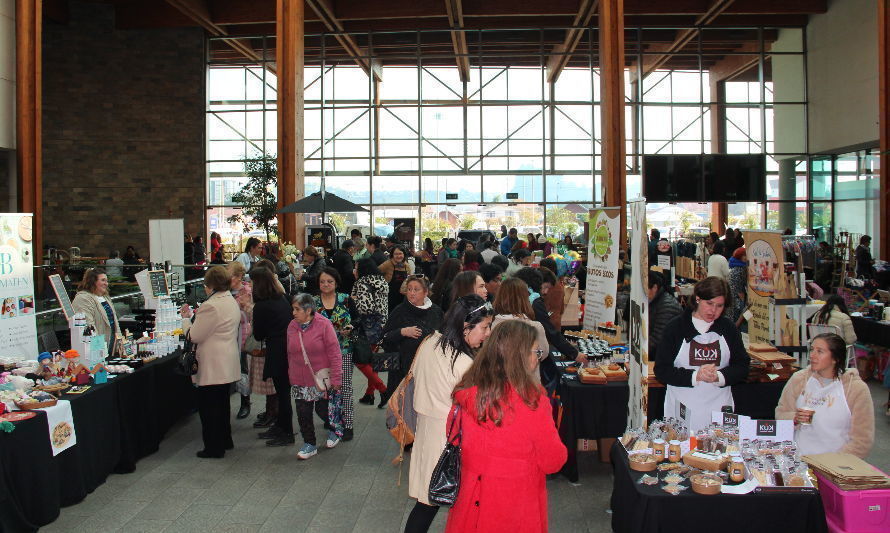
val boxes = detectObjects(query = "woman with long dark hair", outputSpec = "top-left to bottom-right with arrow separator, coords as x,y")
379,243 -> 411,313
404,295 -> 493,533
430,258 -> 461,312
449,270 -> 488,305
444,321 -> 566,532
813,294 -> 857,345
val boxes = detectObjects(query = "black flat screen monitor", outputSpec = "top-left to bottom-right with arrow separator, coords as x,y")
642,155 -> 703,202
703,154 -> 766,202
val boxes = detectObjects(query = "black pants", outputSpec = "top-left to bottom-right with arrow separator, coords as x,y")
295,398 -> 329,446
271,373 -> 294,435
196,384 -> 233,454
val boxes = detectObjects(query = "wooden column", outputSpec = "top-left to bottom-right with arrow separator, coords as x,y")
276,0 -> 304,247
879,0 -> 889,258
599,0 -> 626,248
709,79 -> 727,232
15,0 -> 42,258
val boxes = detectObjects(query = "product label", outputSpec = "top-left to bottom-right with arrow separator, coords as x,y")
722,413 -> 739,427
679,402 -> 687,421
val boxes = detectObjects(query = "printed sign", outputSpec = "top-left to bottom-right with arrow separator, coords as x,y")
49,274 -> 75,321
712,410 -> 751,428
739,417 -> 794,443
148,270 -> 169,297
627,200 -> 650,430
583,208 -> 620,331
744,231 -> 786,345
0,214 -> 38,360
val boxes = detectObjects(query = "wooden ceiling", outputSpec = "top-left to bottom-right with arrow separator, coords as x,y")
75,0 -> 826,78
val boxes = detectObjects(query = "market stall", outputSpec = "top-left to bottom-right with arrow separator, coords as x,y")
609,442 -> 828,533
852,315 -> 890,348
0,352 -> 194,532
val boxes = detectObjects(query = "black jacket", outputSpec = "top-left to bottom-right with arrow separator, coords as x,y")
654,309 -> 749,389
382,300 -> 444,369
251,294 -> 293,380
648,287 -> 683,360
371,249 -> 388,266
301,258 -> 326,295
532,297 -> 577,358
332,250 -> 356,295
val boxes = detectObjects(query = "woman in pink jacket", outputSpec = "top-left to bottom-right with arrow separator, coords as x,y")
287,293 -> 344,460
445,319 -> 567,533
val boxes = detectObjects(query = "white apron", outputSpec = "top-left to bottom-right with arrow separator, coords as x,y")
794,376 -> 851,456
663,330 -> 735,432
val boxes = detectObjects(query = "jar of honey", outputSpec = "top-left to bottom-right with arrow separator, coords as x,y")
652,439 -> 666,462
668,440 -> 682,463
729,454 -> 746,483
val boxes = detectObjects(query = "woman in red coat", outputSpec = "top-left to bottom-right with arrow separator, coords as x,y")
444,319 -> 567,533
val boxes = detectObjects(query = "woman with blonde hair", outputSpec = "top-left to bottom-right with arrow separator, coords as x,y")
445,320 -> 566,532
225,261 -> 255,419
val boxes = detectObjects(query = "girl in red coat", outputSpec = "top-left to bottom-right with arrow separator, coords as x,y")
444,320 -> 567,533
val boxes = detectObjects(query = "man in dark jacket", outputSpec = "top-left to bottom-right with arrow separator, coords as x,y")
332,240 -> 356,295
366,235 -> 387,266
647,270 -> 682,361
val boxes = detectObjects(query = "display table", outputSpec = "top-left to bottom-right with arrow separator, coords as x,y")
0,353 -> 195,532
852,316 -> 890,348
609,442 -> 827,533
558,372 -> 788,482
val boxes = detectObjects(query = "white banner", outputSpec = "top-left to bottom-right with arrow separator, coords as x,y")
583,208 -> 620,331
0,213 -> 38,360
39,399 -> 77,456
628,200 -> 649,430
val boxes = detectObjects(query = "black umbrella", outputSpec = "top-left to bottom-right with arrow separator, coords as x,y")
277,191 -> 369,217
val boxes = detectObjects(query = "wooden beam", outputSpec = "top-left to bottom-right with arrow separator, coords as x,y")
709,79 -> 727,232
600,0 -> 626,249
545,0 -> 599,84
165,0 -> 273,71
305,0 -> 382,81
708,41 -> 768,83
444,0 -> 470,82
879,0 -> 889,259
277,0 -> 304,247
15,0 -> 42,259
630,0 -> 736,82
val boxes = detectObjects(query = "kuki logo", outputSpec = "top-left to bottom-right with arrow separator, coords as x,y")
757,420 -> 777,437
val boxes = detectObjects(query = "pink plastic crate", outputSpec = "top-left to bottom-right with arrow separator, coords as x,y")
816,470 -> 890,532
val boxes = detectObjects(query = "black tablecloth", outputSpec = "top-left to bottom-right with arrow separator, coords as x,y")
558,373 -> 788,482
0,353 -> 195,532
852,316 -> 890,348
610,442 -> 827,533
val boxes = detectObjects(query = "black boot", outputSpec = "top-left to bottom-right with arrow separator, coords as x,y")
342,428 -> 354,441
236,395 -> 251,419
378,390 -> 392,409
358,393 -> 374,405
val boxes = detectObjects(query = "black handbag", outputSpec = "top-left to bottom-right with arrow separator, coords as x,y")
351,335 -> 374,365
371,351 -> 400,373
428,404 -> 462,506
174,331 -> 198,376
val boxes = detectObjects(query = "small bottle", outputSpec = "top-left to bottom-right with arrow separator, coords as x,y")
652,439 -> 666,462
668,440 -> 682,463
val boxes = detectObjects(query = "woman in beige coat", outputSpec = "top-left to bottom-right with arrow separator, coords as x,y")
71,268 -> 122,353
812,295 -> 858,345
405,294 -> 493,533
180,266 -> 242,458
492,277 -> 549,359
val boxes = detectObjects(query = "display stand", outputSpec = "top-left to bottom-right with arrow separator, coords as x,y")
768,296 -> 811,367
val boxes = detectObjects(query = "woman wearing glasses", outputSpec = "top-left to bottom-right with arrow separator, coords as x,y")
404,295 -> 493,533
444,320 -> 566,533
379,244 -> 412,313
382,274 -> 444,406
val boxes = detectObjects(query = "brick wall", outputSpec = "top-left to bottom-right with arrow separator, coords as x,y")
42,1 -> 205,256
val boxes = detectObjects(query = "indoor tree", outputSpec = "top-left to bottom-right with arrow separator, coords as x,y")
227,154 -> 279,242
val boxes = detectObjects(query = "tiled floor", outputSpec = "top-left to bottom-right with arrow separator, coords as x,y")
40,373 -> 890,533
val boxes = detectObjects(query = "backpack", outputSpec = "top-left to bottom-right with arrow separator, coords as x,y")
385,340 -> 425,485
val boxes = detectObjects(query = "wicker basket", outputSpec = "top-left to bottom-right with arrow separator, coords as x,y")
34,383 -> 70,394
15,398 -> 58,410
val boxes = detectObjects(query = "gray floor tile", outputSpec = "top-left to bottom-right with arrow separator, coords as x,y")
119,518 -> 174,533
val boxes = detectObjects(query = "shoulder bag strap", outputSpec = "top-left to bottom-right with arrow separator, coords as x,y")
298,328 -> 316,375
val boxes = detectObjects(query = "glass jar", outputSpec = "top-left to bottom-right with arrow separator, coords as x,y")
729,454 -> 746,483
668,440 -> 682,462
652,439 -> 666,462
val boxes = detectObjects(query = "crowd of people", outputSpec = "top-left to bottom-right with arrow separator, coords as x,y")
162,224 -> 879,533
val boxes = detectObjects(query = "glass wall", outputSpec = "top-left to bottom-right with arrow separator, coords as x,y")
206,26 -> 808,246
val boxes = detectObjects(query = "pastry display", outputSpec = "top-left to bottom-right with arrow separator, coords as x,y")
690,473 -> 723,495
629,453 -> 658,472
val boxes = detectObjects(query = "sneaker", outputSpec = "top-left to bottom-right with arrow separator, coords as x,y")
326,430 -> 341,449
358,394 -> 374,405
297,443 -> 318,460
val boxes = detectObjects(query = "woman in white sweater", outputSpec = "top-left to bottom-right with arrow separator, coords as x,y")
812,295 -> 857,345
